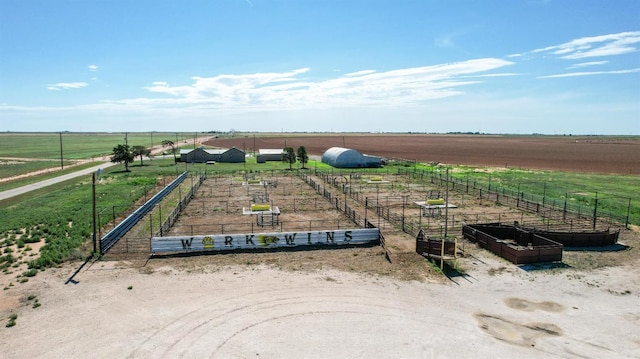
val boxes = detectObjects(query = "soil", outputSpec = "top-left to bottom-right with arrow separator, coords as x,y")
206,134 -> 640,175
1,239 -> 639,358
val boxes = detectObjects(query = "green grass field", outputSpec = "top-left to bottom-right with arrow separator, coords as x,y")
446,166 -> 639,226
0,132 -> 198,159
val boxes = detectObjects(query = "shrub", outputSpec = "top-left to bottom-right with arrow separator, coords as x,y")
23,268 -> 37,277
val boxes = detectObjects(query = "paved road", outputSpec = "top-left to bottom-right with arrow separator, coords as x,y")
0,161 -> 115,201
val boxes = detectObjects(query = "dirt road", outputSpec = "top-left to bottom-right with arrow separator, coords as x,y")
0,161 -> 114,201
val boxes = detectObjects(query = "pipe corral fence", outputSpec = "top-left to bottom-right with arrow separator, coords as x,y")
99,167 -> 630,262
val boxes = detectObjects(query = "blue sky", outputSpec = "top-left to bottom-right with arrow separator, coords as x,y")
1,0 -> 638,134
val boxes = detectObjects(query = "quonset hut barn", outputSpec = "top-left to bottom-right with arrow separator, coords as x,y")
321,147 -> 382,168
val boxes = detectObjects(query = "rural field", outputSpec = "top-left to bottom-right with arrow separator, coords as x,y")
207,134 -> 640,175
1,133 -> 639,358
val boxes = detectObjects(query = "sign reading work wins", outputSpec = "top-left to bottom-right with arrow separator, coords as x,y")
151,228 -> 379,253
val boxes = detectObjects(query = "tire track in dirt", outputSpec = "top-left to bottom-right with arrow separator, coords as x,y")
128,283 -> 472,358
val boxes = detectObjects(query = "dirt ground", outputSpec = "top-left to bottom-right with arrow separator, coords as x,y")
207,134 -> 640,175
1,238 -> 639,358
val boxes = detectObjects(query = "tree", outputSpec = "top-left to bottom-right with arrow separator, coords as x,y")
132,145 -> 151,166
281,146 -> 296,170
161,139 -> 177,163
111,144 -> 134,172
296,146 -> 309,169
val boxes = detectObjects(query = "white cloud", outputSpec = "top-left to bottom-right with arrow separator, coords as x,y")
533,31 -> 640,59
344,70 -> 376,77
88,65 -> 99,71
47,82 -> 88,91
540,68 -> 640,78
139,59 -> 513,109
568,61 -> 608,69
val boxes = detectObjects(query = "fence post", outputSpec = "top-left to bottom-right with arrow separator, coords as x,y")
159,204 -> 163,237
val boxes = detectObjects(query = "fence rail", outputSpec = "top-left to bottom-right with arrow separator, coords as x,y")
156,173 -> 206,237
100,172 -> 188,254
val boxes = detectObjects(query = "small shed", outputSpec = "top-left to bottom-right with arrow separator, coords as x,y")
321,147 -> 382,168
179,147 -> 245,163
256,149 -> 284,163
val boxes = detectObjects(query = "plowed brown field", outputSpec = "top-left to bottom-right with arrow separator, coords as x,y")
206,134 -> 640,174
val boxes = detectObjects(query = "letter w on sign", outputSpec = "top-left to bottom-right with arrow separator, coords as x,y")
181,238 -> 193,249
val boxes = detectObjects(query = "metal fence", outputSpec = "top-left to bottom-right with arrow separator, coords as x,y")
101,166 -> 630,256
156,173 -> 206,237
100,172 -> 188,254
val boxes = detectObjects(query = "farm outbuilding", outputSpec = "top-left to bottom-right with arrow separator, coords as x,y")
256,149 -> 284,163
321,147 -> 382,168
179,147 -> 245,163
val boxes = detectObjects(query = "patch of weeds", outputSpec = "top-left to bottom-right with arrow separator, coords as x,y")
6,313 -> 17,327
488,266 -> 508,276
32,300 -> 41,308
127,285 -> 133,290
324,276 -> 337,282
23,268 -> 37,277
607,289 -> 632,296
431,266 -> 444,275
19,278 -> 28,283
27,294 -> 36,301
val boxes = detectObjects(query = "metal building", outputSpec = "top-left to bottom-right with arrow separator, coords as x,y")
256,149 -> 284,163
321,147 -> 382,168
179,147 -> 245,163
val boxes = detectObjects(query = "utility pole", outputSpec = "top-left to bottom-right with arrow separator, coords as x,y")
593,192 -> 598,230
92,172 -> 97,255
59,132 -> 64,169
124,132 -> 130,172
444,167 -> 449,238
